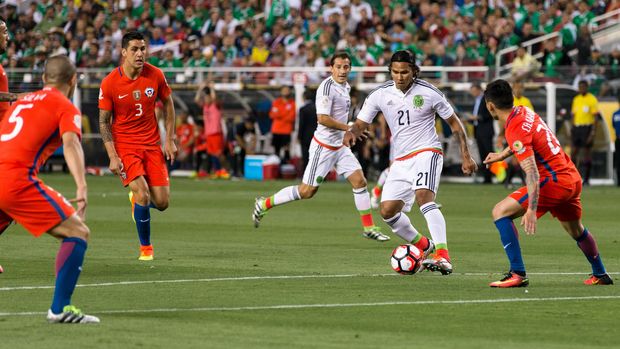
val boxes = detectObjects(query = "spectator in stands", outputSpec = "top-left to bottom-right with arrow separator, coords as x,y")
297,88 -> 317,172
269,85 -> 296,163
571,80 -> 600,185
613,94 -> 620,186
607,45 -> 620,95
576,25 -> 594,66
250,36 -> 270,65
540,39 -> 568,80
511,46 -> 539,81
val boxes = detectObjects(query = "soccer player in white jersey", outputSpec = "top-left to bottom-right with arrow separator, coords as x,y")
253,52 -> 389,241
345,50 -> 478,274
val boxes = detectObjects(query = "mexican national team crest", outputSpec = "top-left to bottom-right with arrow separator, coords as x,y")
413,95 -> 424,108
145,87 -> 155,98
133,90 -> 141,100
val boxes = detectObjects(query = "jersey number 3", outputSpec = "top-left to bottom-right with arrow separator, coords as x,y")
0,104 -> 33,142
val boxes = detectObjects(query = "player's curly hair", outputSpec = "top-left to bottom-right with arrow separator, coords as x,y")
388,50 -> 420,81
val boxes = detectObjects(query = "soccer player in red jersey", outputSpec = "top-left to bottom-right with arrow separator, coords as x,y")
99,31 -> 177,261
0,56 -> 99,323
0,19 -> 21,121
483,79 -> 613,288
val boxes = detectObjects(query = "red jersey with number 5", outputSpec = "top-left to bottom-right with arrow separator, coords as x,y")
99,63 -> 171,149
0,64 -> 10,121
505,106 -> 580,183
0,87 -> 82,175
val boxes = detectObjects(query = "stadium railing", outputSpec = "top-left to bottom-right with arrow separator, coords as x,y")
6,65 -> 615,184
496,8 -> 620,78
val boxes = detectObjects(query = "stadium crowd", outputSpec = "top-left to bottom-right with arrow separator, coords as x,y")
1,0 -> 619,180
1,0 -> 619,85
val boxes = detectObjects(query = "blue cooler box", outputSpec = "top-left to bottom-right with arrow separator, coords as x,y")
244,155 -> 267,180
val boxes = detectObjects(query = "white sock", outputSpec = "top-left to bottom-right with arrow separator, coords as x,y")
352,186 -> 371,211
377,168 -> 389,187
272,186 -> 301,206
420,202 -> 446,247
383,212 -> 421,242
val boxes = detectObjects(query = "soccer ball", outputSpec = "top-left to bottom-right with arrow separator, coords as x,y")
390,244 -> 423,275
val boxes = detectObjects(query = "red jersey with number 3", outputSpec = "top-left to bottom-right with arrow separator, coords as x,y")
0,87 -> 82,175
99,63 -> 171,149
505,106 -> 580,183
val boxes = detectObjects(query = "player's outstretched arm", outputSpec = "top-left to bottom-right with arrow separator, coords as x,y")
518,154 -> 539,235
162,94 -> 178,164
99,109 -> 123,177
62,131 -> 88,221
343,119 -> 370,147
446,113 -> 477,175
483,147 -> 513,166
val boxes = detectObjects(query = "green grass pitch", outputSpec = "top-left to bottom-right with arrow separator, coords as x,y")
0,175 -> 618,348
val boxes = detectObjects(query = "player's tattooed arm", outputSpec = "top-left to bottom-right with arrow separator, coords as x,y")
520,154 -> 539,211
519,154 -> 539,234
99,109 -> 114,143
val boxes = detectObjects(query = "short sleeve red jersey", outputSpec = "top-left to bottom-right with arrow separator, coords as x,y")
99,63 -> 171,149
0,87 -> 82,175
505,106 -> 580,183
0,64 -> 10,121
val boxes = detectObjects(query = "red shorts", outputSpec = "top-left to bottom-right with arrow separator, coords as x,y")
509,178 -> 582,221
206,133 -> 224,156
0,176 -> 75,237
116,146 -> 169,187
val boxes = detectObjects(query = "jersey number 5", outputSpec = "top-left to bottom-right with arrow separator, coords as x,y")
0,104 -> 34,142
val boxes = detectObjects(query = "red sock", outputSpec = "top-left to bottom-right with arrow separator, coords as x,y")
437,248 -> 450,261
413,236 -> 429,251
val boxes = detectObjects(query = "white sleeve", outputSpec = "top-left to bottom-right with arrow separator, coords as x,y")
433,94 -> 455,119
315,82 -> 334,116
356,90 -> 381,124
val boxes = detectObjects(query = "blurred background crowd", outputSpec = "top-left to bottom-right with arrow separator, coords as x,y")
1,0 -> 619,88
1,0 -> 619,182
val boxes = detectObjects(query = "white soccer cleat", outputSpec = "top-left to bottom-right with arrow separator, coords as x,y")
47,306 -> 100,324
252,197 -> 266,228
422,255 -> 453,275
362,227 -> 390,241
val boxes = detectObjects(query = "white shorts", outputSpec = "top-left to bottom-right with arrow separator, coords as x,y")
381,150 -> 443,212
302,139 -> 362,186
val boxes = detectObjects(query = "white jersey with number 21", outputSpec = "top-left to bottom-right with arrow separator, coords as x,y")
356,79 -> 454,159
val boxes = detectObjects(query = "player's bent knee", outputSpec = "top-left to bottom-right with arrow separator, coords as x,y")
153,199 -> 169,211
75,223 -> 91,241
134,190 -> 151,206
491,203 -> 507,221
380,206 -> 398,220
299,186 -> 317,199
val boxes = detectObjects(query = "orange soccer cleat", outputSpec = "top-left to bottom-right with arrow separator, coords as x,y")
583,274 -> 613,285
489,272 -> 529,288
139,244 -> 154,261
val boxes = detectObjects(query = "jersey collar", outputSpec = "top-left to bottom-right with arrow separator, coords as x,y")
505,106 -> 521,129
